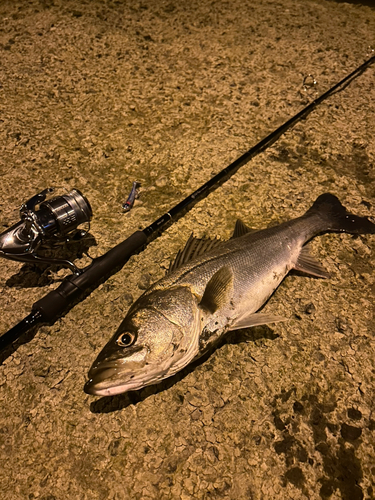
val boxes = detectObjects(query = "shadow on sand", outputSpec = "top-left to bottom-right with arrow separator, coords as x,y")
89,325 -> 279,414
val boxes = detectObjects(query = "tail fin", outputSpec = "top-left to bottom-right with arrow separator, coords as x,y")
306,193 -> 375,235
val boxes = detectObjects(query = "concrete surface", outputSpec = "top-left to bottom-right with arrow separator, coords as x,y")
0,0 -> 374,499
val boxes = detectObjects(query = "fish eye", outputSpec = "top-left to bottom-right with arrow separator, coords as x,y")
116,331 -> 136,347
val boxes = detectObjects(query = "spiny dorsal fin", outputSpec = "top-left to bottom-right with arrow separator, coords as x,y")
294,245 -> 330,279
199,266 -> 233,314
168,234 -> 222,273
231,219 -> 257,238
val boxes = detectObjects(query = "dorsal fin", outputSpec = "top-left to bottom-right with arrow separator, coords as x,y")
168,234 -> 222,273
231,219 -> 257,238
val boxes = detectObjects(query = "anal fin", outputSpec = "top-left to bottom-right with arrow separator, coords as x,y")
294,245 -> 330,279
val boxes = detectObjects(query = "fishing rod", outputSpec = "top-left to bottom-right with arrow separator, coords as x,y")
1,54 -> 374,353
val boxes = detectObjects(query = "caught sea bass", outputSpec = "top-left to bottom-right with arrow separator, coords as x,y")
85,194 -> 375,396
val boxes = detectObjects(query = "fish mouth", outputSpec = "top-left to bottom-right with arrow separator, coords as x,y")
84,368 -> 143,396
84,346 -> 164,397
84,362 -> 148,396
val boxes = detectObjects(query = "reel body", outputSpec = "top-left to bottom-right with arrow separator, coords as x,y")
0,188 -> 92,274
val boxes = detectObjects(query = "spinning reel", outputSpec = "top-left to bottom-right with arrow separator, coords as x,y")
0,188 -> 92,274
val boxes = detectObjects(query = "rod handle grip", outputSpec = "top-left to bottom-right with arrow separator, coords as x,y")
33,230 -> 148,324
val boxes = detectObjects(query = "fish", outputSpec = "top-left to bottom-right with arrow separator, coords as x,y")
84,193 -> 375,396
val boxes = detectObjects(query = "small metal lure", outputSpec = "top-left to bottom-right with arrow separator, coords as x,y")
122,181 -> 141,212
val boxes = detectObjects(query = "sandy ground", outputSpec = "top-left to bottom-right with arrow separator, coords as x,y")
0,0 -> 375,499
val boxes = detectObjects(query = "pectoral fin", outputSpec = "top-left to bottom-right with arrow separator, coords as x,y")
199,266 -> 233,314
294,245 -> 330,279
229,313 -> 287,331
